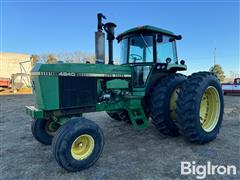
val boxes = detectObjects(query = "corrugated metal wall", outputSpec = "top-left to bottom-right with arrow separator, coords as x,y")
0,52 -> 32,87
0,53 -> 31,77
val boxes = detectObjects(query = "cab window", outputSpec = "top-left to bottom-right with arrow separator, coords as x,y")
157,36 -> 177,63
119,38 -> 128,64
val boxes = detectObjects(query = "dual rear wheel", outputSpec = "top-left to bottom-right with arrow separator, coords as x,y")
149,72 -> 224,144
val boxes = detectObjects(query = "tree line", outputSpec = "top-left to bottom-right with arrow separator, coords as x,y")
30,52 -> 238,83
30,51 -> 96,66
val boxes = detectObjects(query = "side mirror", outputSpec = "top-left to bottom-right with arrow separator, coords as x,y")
176,35 -> 182,40
180,60 -> 185,65
166,57 -> 172,64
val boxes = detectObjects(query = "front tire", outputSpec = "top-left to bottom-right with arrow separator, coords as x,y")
176,72 -> 224,144
52,118 -> 104,172
31,119 -> 59,145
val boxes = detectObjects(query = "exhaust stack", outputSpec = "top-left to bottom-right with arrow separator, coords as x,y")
95,13 -> 116,65
95,13 -> 106,64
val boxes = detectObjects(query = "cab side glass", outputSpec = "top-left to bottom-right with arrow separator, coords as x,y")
157,36 -> 177,63
119,38 -> 128,64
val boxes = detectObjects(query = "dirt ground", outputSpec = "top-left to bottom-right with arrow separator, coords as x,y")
0,95 -> 239,180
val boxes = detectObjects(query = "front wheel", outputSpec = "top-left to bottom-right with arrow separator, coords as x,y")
52,118 -> 104,172
176,72 -> 224,144
31,119 -> 60,145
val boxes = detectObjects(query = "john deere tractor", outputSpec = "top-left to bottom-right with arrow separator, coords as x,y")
26,13 -> 224,172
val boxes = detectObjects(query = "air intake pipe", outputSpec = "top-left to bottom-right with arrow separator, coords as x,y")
104,22 -> 116,65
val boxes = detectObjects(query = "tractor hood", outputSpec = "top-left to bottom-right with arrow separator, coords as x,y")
31,63 -> 131,78
30,63 -> 131,110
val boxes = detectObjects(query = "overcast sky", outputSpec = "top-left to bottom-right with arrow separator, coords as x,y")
1,0 -> 239,76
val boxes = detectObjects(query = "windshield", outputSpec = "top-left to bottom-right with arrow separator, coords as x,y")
129,35 -> 154,63
119,35 -> 154,64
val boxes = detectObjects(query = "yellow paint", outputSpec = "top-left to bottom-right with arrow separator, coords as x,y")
200,86 -> 220,132
71,134 -> 95,160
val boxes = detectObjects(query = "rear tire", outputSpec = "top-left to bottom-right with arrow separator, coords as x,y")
176,72 -> 224,144
149,74 -> 186,136
52,118 -> 104,172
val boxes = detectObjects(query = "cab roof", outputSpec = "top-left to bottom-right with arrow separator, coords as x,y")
116,25 -> 178,41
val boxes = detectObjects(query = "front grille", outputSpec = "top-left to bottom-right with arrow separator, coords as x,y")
59,77 -> 97,109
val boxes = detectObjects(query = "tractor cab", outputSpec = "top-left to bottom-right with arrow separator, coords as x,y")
116,25 -> 182,65
116,26 -> 185,88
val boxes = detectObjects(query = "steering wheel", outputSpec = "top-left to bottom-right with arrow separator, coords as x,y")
130,54 -> 142,62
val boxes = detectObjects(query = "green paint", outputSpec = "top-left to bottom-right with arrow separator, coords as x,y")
125,98 -> 148,130
96,101 -> 126,111
25,106 -> 44,119
32,63 -> 131,76
117,25 -> 175,40
106,79 -> 129,89
166,63 -> 187,71
33,76 -> 59,110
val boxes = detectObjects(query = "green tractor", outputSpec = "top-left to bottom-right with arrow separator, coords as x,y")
26,13 -> 224,172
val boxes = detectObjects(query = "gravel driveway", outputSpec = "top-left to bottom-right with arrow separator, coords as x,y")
0,95 -> 239,180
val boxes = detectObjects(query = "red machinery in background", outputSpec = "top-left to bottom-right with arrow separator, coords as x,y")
0,77 -> 11,88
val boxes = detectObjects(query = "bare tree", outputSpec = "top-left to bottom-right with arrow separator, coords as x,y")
47,54 -> 57,64
30,54 -> 40,66
229,71 -> 240,78
38,51 -> 95,64
209,64 -> 225,82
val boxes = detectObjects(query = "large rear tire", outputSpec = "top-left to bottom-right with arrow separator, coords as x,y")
52,118 -> 104,172
149,74 -> 186,136
176,72 -> 224,144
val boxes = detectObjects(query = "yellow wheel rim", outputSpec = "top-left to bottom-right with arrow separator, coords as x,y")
71,134 -> 95,160
170,87 -> 180,120
200,86 -> 220,132
45,121 -> 57,136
